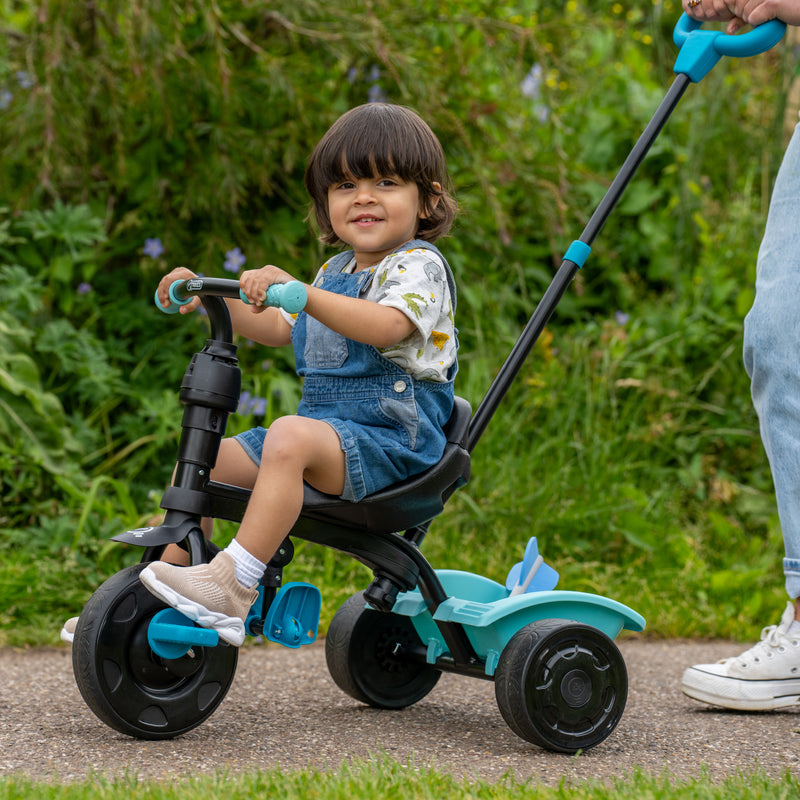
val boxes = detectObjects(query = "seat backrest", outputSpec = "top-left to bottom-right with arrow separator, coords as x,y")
443,395 -> 472,447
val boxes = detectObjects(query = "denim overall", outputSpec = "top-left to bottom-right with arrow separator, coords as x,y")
292,239 -> 457,502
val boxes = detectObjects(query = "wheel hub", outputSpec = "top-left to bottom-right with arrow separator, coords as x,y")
560,668 -> 593,708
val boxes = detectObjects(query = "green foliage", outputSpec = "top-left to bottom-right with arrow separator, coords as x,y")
0,0 -> 796,644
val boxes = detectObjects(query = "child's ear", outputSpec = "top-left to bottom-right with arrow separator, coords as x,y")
420,181 -> 442,219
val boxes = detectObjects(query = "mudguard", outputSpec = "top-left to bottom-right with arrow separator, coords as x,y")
393,569 -> 645,677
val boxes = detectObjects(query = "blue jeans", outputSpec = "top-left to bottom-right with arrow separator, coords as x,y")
743,118 -> 800,600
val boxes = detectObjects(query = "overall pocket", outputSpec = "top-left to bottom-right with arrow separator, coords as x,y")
304,316 -> 349,370
379,387 -> 420,450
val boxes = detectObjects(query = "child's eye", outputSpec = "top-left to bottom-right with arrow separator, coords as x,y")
333,181 -> 355,191
377,177 -> 399,187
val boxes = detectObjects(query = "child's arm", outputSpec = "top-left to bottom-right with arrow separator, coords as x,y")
241,265 -> 415,349
227,300 -> 292,346
304,285 -> 415,348
156,267 -> 292,347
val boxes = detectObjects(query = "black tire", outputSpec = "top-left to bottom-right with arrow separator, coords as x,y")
72,563 -> 238,739
325,592 -> 440,709
494,618 -> 627,753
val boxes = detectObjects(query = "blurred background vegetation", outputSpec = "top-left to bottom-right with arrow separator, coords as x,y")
0,0 -> 797,645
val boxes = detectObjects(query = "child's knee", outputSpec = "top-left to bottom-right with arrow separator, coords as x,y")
261,416 -> 315,464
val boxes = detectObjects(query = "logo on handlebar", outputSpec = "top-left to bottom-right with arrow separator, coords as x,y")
186,279 -> 204,291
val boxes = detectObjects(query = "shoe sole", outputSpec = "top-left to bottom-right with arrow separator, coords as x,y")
682,668 -> 800,711
139,566 -> 245,647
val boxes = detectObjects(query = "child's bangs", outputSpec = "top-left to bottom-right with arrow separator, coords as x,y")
323,122 -> 421,185
338,147 -> 401,182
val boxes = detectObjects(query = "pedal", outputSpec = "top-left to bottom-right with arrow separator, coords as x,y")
263,582 -> 321,648
148,608 -> 219,659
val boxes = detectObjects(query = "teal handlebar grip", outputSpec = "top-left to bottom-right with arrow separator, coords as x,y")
154,280 -> 192,314
239,280 -> 307,314
673,14 -> 785,82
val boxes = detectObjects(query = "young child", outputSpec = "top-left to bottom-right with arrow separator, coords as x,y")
138,103 -> 458,646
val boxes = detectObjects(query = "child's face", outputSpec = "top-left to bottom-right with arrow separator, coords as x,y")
327,174 -> 427,269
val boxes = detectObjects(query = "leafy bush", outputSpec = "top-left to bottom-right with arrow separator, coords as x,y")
0,0 -> 795,643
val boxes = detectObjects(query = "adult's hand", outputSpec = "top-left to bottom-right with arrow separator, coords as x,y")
683,0 -> 800,33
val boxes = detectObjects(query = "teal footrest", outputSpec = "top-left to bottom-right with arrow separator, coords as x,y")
263,582 -> 321,648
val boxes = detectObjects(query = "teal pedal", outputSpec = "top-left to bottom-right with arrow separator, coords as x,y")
263,582 -> 321,648
147,608 -> 219,659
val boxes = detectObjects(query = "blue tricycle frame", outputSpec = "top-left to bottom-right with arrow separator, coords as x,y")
70,15 -> 785,753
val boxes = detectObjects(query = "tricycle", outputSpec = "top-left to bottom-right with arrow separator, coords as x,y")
70,15 -> 785,753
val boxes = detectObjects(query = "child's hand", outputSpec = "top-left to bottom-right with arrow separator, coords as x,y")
239,265 -> 296,313
157,267 -> 201,314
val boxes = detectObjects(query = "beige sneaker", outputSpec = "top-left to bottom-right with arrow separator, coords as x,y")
60,616 -> 79,644
139,551 -> 258,646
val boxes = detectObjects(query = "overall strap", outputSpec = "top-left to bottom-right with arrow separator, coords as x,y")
321,240 -> 456,311
321,249 -> 357,277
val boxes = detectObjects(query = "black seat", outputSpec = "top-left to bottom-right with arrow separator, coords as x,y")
298,396 -> 472,535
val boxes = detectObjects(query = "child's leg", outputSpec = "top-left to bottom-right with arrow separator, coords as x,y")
234,415 -> 345,563
62,438 -> 261,644
162,437 -> 261,564
140,416 -> 345,645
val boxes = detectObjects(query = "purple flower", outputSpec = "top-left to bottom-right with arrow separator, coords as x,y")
520,64 -> 543,100
143,237 -> 164,258
237,390 -> 267,416
0,89 -> 12,110
520,64 -> 550,123
251,397 -> 267,416
368,84 -> 387,104
16,71 -> 35,89
615,310 -> 630,326
223,247 -> 246,273
77,282 -> 92,295
237,390 -> 252,414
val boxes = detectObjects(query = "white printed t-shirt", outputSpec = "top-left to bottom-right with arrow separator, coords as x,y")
283,246 -> 456,383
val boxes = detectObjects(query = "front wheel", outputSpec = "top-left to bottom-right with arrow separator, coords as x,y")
325,592 -> 440,709
72,563 -> 238,739
494,618 -> 628,753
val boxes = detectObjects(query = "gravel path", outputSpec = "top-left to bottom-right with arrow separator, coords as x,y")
1,638 -> 799,784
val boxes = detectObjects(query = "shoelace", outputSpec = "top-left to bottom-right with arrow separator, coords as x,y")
734,624 -> 800,668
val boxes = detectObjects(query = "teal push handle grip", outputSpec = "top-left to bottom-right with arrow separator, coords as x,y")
673,13 -> 785,82
154,280 -> 192,314
239,280 -> 307,314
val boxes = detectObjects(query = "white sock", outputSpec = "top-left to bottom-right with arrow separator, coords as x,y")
225,539 -> 266,589
789,619 -> 800,636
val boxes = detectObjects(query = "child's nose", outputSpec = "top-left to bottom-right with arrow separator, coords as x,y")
354,182 -> 376,203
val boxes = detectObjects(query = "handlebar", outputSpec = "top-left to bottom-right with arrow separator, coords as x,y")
238,282 -> 308,314
155,278 -> 308,315
673,13 -> 786,82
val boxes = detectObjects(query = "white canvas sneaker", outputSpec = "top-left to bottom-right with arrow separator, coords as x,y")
681,602 -> 800,710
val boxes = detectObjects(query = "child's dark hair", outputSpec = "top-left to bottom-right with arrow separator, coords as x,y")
304,103 -> 457,246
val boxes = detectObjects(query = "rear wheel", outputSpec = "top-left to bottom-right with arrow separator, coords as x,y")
325,592 -> 440,709
494,618 -> 627,753
72,563 -> 238,739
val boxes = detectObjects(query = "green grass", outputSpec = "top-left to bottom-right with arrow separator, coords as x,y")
1,762 -> 799,800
